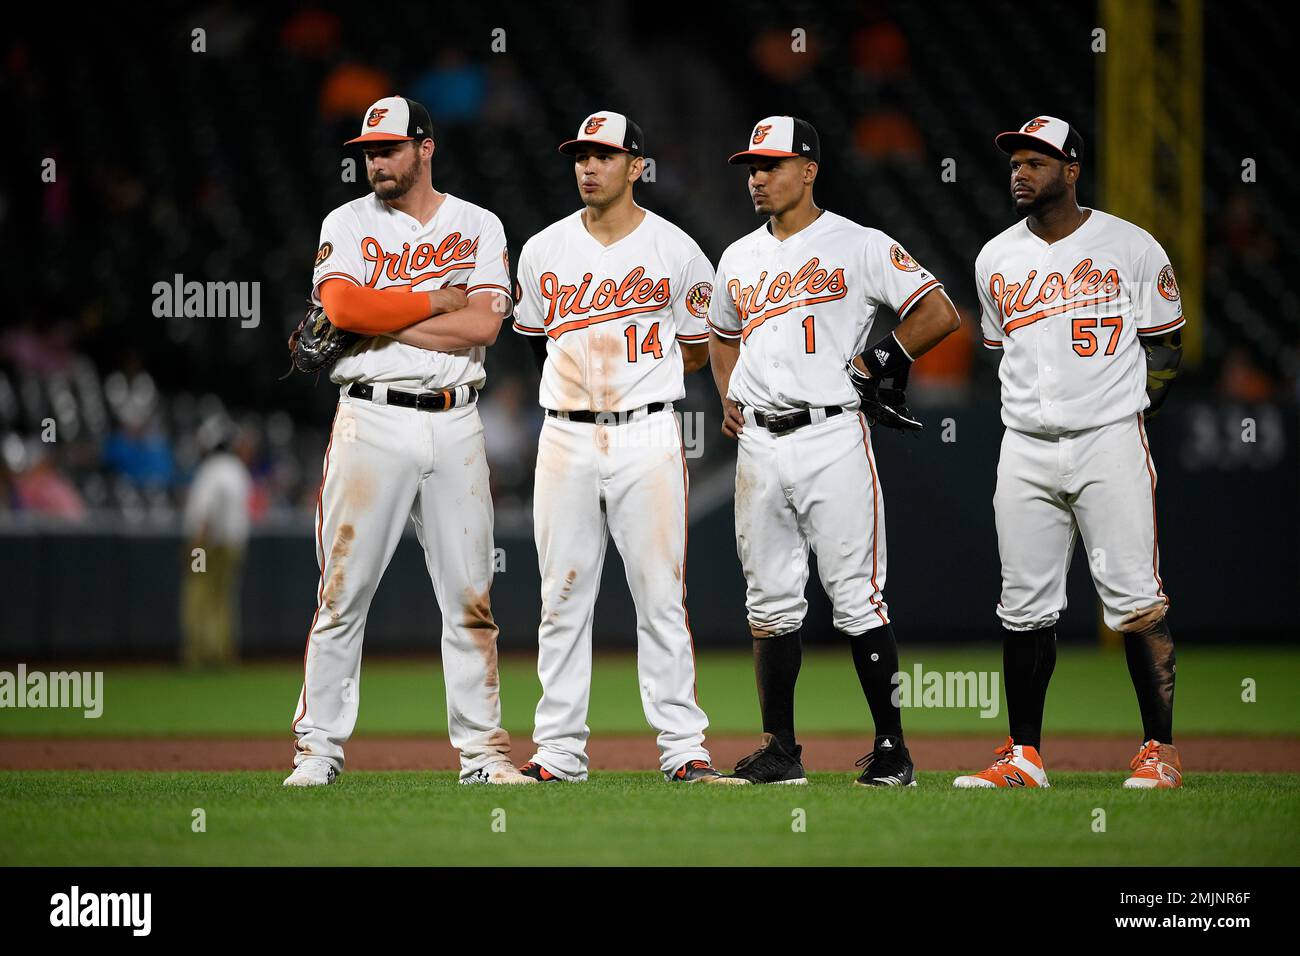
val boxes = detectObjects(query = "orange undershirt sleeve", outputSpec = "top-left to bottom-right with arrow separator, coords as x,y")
319,279 -> 433,335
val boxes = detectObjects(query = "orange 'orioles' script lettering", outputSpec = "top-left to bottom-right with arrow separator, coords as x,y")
361,233 -> 478,288
726,257 -> 848,341
990,258 -> 1121,335
538,267 -> 671,339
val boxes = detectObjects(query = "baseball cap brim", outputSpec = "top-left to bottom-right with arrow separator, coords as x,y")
727,148 -> 804,165
345,132 -> 415,144
558,138 -> 633,155
994,131 -> 1073,161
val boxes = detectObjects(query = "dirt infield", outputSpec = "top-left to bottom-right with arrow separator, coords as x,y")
2,735 -> 1297,772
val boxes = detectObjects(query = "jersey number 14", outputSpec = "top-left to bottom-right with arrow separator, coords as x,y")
625,323 -> 664,362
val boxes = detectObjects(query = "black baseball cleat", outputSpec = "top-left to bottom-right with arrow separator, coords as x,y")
854,735 -> 917,787
519,761 -> 562,782
667,759 -> 738,783
729,733 -> 808,785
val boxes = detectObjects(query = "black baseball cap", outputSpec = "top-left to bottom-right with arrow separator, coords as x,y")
345,96 -> 435,145
995,115 -> 1084,162
558,111 -> 645,157
729,115 -> 821,165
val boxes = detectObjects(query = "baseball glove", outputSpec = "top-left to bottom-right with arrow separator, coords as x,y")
849,362 -> 923,431
288,304 -> 359,374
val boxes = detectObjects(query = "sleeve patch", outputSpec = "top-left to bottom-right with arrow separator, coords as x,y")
889,243 -> 920,272
314,242 -> 333,268
1157,264 -> 1180,301
685,281 -> 713,319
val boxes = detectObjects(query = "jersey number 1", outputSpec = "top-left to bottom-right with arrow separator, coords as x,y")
625,322 -> 663,362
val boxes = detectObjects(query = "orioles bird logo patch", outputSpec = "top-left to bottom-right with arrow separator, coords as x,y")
315,242 -> 333,268
1157,264 -> 1180,301
752,124 -> 773,144
366,107 -> 389,128
889,243 -> 920,272
584,116 -> 607,135
685,281 -> 713,319
1023,117 -> 1050,133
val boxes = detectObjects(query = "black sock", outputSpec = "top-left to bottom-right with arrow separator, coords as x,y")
754,629 -> 801,750
848,624 -> 903,739
1124,619 -> 1176,743
1003,626 -> 1056,750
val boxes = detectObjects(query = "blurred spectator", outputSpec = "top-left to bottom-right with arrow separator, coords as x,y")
103,415 -> 174,489
751,27 -> 820,84
478,375 -> 537,505
853,108 -> 925,161
279,5 -> 341,59
320,62 -> 392,120
1,319 -> 76,376
852,17 -> 911,82
180,419 -> 254,668
1218,347 -> 1277,402
9,445 -> 86,520
411,50 -> 486,125
911,304 -> 975,402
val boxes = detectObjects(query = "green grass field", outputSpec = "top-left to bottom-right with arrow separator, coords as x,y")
2,771 -> 1296,866
2,646 -> 1296,866
1,646 -> 1295,737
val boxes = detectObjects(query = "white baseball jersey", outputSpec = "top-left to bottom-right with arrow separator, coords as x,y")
977,208 -> 1184,434
311,192 -> 513,390
512,208 -> 713,411
709,211 -> 943,412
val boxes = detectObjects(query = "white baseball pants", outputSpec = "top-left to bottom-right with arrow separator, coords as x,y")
529,408 -> 711,779
291,390 -> 512,778
734,408 -> 890,638
994,413 -> 1169,632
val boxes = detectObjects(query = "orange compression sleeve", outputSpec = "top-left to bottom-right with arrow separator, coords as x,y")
319,279 -> 432,335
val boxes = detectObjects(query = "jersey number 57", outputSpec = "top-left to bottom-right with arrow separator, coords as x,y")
1072,316 -> 1123,357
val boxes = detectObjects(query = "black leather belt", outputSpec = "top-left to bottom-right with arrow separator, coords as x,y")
545,402 -> 667,424
347,383 -> 477,412
750,404 -> 843,436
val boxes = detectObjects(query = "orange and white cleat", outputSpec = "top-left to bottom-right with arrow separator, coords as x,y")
952,737 -> 1050,789
1123,740 -> 1183,789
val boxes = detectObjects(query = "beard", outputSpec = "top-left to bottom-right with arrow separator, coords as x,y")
370,161 -> 422,200
1015,174 -> 1069,216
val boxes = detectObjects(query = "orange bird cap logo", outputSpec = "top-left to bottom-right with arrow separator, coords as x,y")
752,124 -> 773,144
584,116 -> 607,135
366,108 -> 389,128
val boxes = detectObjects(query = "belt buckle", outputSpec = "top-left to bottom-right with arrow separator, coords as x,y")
766,412 -> 797,435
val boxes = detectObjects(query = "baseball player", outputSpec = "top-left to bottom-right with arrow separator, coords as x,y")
511,111 -> 730,783
285,96 -> 531,786
954,116 -> 1185,790
709,116 -> 961,786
